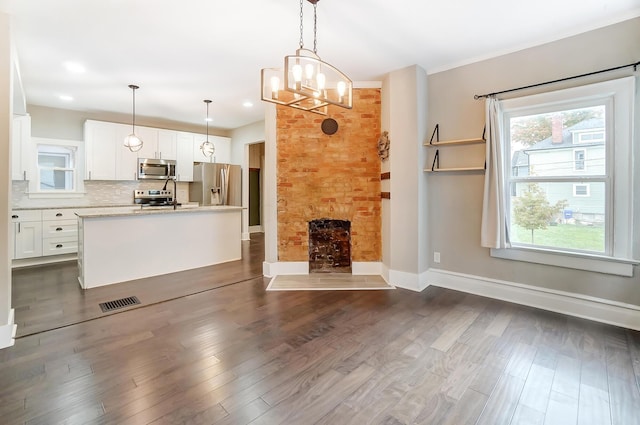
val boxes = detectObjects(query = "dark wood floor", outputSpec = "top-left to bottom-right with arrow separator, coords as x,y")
3,234 -> 640,424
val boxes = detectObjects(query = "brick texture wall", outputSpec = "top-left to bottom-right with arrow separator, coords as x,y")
277,88 -> 382,262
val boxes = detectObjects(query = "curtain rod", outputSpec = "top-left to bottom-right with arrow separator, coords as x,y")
473,60 -> 640,100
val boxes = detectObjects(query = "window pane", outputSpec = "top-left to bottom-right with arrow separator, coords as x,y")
510,182 -> 605,253
40,170 -> 75,191
510,105 -> 605,177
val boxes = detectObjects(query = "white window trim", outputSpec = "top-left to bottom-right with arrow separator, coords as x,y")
494,76 -> 637,275
28,137 -> 86,199
573,183 -> 590,197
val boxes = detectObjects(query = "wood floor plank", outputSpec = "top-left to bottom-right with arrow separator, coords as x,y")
2,233 -> 638,425
475,373 -> 526,425
544,390 -> 579,425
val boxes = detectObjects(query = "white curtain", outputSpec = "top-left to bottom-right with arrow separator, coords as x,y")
481,96 -> 510,249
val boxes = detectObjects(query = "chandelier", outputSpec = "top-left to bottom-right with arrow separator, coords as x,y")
123,84 -> 143,152
260,0 -> 352,115
200,99 -> 215,159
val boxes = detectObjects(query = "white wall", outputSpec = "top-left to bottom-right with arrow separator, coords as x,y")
1,13 -> 16,349
426,17 -> 640,306
230,120 -> 265,240
383,65 -> 430,291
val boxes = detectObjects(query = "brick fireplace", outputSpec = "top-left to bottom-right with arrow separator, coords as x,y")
309,219 -> 351,273
276,88 -> 382,266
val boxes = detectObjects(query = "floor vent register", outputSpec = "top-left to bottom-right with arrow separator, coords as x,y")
99,296 -> 141,313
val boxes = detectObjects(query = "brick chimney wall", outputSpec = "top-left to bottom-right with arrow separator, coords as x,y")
551,114 -> 564,144
276,88 -> 382,262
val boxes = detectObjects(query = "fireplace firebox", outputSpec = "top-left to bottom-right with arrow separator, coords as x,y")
308,219 -> 351,273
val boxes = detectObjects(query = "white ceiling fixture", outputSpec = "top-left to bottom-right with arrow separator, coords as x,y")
200,99 -> 215,158
123,84 -> 143,153
260,0 -> 352,115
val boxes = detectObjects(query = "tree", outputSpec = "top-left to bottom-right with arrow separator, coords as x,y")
511,108 -> 603,147
513,184 -> 567,243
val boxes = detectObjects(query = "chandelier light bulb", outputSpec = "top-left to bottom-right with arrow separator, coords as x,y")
270,76 -> 280,99
305,63 -> 315,80
292,64 -> 303,90
316,72 -> 326,90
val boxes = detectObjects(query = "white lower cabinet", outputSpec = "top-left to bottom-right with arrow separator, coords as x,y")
11,210 -> 43,259
12,209 -> 80,262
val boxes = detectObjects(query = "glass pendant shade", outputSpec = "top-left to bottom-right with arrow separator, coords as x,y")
124,84 -> 144,152
124,133 -> 143,152
200,99 -> 215,158
200,141 -> 215,157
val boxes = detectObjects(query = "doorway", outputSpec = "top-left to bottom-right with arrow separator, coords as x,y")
248,142 -> 265,233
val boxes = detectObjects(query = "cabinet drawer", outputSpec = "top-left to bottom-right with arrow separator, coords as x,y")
42,209 -> 77,221
42,220 -> 78,238
11,210 -> 42,222
42,236 -> 78,256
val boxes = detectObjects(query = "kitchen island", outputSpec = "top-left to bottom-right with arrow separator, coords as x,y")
76,206 -> 242,289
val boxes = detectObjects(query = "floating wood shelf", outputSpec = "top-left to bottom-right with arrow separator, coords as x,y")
425,124 -> 487,173
425,137 -> 485,147
424,166 -> 486,173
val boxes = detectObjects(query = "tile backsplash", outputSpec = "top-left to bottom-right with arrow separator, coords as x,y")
12,180 -> 191,209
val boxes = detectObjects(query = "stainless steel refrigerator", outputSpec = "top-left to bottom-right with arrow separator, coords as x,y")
190,162 -> 242,206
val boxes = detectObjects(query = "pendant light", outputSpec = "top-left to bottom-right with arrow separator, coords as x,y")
123,84 -> 143,152
200,99 -> 215,159
260,0 -> 352,115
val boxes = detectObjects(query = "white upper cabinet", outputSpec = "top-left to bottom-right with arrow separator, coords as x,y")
157,129 -> 177,160
192,134 -> 231,164
133,126 -> 160,160
85,120 -> 118,180
176,132 -> 194,182
12,114 -> 32,181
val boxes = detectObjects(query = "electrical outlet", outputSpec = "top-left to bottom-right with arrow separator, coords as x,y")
434,252 -> 440,263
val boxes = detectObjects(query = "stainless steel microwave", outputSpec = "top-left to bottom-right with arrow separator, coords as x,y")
138,158 -> 176,180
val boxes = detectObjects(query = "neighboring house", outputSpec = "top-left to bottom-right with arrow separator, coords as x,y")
512,117 -> 605,224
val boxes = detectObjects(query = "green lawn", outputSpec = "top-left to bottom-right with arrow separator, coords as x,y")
510,223 -> 605,252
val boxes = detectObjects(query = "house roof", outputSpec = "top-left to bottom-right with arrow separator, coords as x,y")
524,118 -> 605,151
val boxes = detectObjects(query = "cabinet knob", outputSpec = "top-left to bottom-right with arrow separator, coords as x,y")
12,215 -> 18,219
56,213 -> 63,217
56,227 -> 63,231
56,244 -> 63,248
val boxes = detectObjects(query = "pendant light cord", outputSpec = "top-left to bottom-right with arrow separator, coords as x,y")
298,0 -> 304,49
312,2 -> 318,54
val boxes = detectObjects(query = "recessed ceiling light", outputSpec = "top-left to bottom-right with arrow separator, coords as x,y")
59,95 -> 74,101
64,61 -> 85,73
242,101 -> 253,108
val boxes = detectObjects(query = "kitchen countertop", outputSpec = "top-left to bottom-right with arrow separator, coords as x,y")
75,205 -> 242,218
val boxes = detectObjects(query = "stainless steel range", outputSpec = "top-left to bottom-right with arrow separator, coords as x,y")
133,189 -> 176,207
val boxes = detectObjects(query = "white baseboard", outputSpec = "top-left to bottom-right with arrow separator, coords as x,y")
0,309 -> 17,350
242,232 -> 251,241
249,225 -> 263,233
12,253 -> 76,269
426,268 -> 640,331
388,269 -> 430,292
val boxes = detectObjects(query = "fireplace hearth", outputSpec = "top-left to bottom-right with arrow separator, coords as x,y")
308,219 -> 351,273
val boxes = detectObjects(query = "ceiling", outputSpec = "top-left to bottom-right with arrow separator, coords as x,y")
2,0 -> 639,131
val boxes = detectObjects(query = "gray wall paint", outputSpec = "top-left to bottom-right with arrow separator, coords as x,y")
427,17 -> 640,306
27,104 -> 231,141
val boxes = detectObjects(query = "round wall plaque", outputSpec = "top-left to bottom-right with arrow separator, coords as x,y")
321,118 -> 338,135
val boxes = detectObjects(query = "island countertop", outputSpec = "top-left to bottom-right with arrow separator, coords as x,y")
75,205 -> 242,218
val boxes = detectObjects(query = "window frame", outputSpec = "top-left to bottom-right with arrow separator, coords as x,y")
490,77 -> 637,277
573,148 -> 586,171
28,137 -> 86,199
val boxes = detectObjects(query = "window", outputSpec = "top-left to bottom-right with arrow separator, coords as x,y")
573,149 -> 585,171
573,183 -> 590,197
492,77 -> 636,276
28,138 -> 85,198
38,145 -> 76,191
